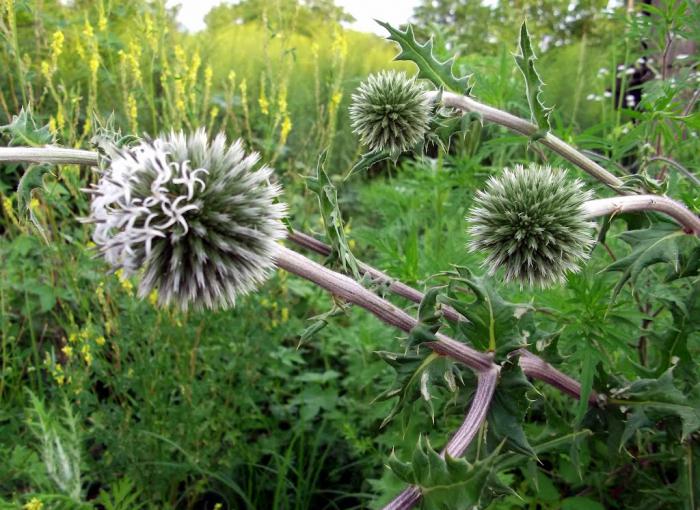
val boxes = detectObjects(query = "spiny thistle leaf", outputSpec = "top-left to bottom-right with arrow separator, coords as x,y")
349,70 -> 432,158
306,150 -> 360,278
85,129 -> 287,311
610,367 -> 700,440
377,20 -> 472,94
466,165 -> 595,288
514,22 -> 552,134
0,106 -> 54,147
388,435 -> 502,510
605,222 -> 696,300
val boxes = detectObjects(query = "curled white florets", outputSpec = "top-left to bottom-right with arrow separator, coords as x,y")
86,129 -> 287,311
466,164 -> 595,288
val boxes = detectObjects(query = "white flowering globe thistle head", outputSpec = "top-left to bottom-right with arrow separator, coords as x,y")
466,164 -> 595,288
349,70 -> 432,157
87,129 -> 287,311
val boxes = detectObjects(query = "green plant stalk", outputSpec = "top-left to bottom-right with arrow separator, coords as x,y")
274,245 -> 494,372
424,90 -> 627,192
287,230 -> 597,403
382,366 -> 500,510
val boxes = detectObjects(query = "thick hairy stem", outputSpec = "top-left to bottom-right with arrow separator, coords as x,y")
274,245 -> 494,372
288,231 -> 465,323
0,146 -> 98,166
383,367 -> 500,510
287,231 -> 595,402
583,195 -> 700,236
425,91 -> 626,192
514,349 -> 597,404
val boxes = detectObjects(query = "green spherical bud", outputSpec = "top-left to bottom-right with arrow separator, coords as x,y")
349,71 -> 432,157
466,164 -> 595,287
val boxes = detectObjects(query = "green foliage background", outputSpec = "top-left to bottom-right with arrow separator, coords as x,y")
0,0 -> 699,509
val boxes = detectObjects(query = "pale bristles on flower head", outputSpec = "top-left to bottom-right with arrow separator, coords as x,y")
466,164 -> 595,288
84,129 -> 287,311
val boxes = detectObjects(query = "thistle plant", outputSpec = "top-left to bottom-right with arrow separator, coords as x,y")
85,129 -> 287,311
467,164 -> 595,287
349,70 -> 432,157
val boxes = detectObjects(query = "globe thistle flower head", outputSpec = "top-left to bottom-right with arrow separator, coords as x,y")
349,70 -> 432,157
86,129 -> 287,311
466,164 -> 595,288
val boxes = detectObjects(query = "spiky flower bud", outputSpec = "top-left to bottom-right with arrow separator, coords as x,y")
349,70 -> 432,157
466,164 -> 595,287
86,129 -> 287,310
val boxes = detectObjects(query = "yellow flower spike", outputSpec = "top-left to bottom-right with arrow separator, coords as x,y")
24,496 -> 44,509
144,14 -> 157,49
148,289 -> 159,306
331,91 -> 343,109
81,345 -> 93,366
280,115 -> 292,146
61,345 -> 73,358
281,307 -> 289,323
2,196 -> 21,228
277,84 -> 288,115
95,336 -> 106,347
51,30 -> 64,60
83,19 -> 94,40
56,105 -> 65,132
258,78 -> 269,115
48,117 -> 57,135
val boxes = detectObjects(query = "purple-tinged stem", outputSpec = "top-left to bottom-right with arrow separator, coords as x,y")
383,367 -> 500,510
583,195 -> 700,236
274,245 -> 494,373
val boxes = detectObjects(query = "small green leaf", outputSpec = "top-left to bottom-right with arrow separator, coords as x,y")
612,367 -> 700,440
514,22 -> 552,133
388,436 -> 500,510
306,150 -> 360,278
605,223 -> 695,300
0,106 -> 54,147
377,20 -> 472,94
487,362 -> 536,457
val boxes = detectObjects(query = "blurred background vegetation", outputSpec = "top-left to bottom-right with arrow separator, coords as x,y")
0,0 -> 698,509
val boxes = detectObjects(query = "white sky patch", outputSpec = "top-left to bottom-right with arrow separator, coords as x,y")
167,0 -> 421,34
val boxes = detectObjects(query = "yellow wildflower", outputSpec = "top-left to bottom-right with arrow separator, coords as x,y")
40,61 -> 51,80
29,198 -> 40,212
51,30 -> 64,60
68,332 -> 78,343
2,196 -> 20,228
48,117 -> 57,135
81,344 -> 93,366
148,289 -> 159,306
23,497 -> 43,510
61,345 -> 74,358
83,19 -> 94,39
258,79 -> 269,115
331,91 -> 343,109
95,336 -> 106,346
281,307 -> 289,323
280,115 -> 292,146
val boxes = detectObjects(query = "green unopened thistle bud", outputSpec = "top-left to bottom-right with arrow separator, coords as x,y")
466,164 -> 595,287
85,129 -> 287,311
349,70 -> 431,157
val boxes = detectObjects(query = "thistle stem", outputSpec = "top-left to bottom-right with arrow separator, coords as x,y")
274,245 -> 494,372
0,146 -> 98,166
383,367 -> 500,510
583,195 -> 700,235
286,231 -> 594,402
426,91 -> 626,192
